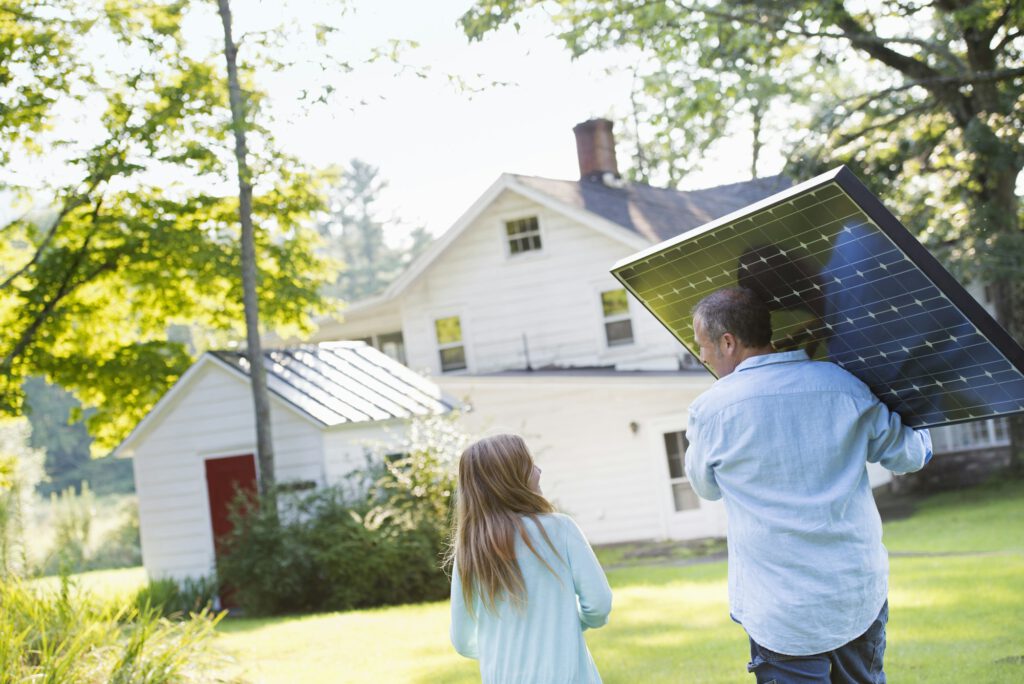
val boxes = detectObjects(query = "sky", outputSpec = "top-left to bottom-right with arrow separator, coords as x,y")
0,0 -> 785,241
257,0 -> 786,243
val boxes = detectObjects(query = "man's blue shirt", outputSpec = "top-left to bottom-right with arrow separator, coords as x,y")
685,349 -> 932,655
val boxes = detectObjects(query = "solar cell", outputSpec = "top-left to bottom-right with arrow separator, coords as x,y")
610,166 -> 1024,428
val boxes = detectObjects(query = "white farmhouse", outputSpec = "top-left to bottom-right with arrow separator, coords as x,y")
115,342 -> 456,581
310,119 -> 901,545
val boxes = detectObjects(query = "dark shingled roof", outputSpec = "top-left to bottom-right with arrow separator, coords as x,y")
211,341 -> 458,427
514,173 -> 792,243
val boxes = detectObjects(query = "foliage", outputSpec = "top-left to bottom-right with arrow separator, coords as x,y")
134,575 -> 220,620
0,575 -> 236,683
44,482 -> 96,574
217,413 -> 466,616
37,489 -> 142,574
317,159 -> 434,302
0,419 -> 44,577
463,0 -> 1024,463
88,496 -> 142,570
0,0 -> 335,452
23,375 -> 93,487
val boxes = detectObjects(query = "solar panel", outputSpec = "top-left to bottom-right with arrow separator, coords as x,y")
610,166 -> 1024,429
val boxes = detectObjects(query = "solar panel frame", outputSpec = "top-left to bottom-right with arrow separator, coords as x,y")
610,165 -> 1024,429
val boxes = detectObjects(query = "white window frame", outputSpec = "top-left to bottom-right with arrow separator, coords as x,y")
591,281 -> 638,352
432,311 -> 470,374
662,430 -> 700,513
498,212 -> 546,260
598,286 -> 635,348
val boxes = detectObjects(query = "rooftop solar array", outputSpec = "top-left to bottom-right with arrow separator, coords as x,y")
611,166 -> 1024,428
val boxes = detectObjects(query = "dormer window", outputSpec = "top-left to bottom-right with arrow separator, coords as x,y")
505,216 -> 542,255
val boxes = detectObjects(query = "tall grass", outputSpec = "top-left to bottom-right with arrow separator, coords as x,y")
0,575 -> 240,683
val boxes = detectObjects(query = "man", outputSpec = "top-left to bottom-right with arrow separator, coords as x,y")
685,287 -> 932,684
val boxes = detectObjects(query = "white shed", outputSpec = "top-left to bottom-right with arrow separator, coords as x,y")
114,341 -> 456,581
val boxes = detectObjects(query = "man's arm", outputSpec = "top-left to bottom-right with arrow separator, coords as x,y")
865,400 -> 932,473
684,407 -> 723,500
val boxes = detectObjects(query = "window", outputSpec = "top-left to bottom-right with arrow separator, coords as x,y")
664,431 -> 699,511
601,289 -> 634,346
435,316 -> 466,372
376,331 -> 406,365
505,216 -> 542,255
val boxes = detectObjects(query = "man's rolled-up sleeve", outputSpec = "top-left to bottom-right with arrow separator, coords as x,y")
865,400 -> 932,474
685,407 -> 722,501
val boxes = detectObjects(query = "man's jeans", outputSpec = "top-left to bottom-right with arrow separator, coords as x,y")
746,601 -> 888,684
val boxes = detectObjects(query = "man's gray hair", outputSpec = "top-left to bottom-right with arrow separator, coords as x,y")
692,288 -> 772,348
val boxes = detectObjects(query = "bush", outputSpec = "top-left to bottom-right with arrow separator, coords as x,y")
87,497 -> 142,570
0,419 -> 45,578
217,414 -> 465,616
0,576 -> 237,682
133,576 -> 219,619
41,483 -> 95,575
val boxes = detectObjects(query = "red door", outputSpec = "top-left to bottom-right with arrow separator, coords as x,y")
205,454 -> 258,607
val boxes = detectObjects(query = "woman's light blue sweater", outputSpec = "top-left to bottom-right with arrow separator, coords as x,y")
450,513 -> 613,684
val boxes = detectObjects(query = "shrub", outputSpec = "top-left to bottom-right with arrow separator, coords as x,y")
217,413 -> 466,616
0,419 -> 45,578
133,576 -> 220,619
0,576 -> 238,682
87,497 -> 142,570
41,482 -> 95,575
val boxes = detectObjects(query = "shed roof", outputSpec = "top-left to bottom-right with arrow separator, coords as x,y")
210,341 -> 458,427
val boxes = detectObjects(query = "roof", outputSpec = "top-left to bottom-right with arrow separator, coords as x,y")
345,173 -> 791,313
210,341 -> 458,427
513,173 -> 793,243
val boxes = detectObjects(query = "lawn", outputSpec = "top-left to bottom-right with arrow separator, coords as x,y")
210,478 -> 1024,684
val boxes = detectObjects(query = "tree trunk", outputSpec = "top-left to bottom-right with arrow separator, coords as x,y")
750,100 -> 763,180
216,0 -> 276,500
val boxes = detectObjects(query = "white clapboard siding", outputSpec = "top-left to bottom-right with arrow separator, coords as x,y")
387,189 -> 685,376
131,362 -> 327,581
438,372 -> 718,544
321,420 -> 408,485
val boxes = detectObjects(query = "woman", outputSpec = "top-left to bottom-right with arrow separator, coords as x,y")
448,434 -> 612,683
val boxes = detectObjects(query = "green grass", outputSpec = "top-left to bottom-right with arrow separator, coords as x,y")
32,565 -> 148,602
211,478 -> 1024,683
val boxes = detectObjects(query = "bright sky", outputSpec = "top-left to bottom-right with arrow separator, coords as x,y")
262,0 -> 786,242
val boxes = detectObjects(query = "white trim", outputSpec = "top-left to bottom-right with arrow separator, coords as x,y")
499,212 -> 545,260
114,354 -> 326,458
431,308 -> 472,375
322,174 -> 652,320
595,283 -> 637,352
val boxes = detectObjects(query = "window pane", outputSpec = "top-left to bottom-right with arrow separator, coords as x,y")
506,216 -> 538,236
605,319 -> 634,346
664,431 -> 688,479
672,482 -> 700,511
435,316 -> 462,345
601,289 -> 629,317
440,346 -> 466,372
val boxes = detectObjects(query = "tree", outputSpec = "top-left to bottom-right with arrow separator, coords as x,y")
318,159 -> 434,302
463,0 -> 1024,468
22,376 -> 91,486
215,0 -> 276,498
1,1 -> 333,452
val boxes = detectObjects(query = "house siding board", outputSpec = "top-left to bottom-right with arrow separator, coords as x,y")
392,195 -> 683,376
132,364 -> 328,580
321,422 -> 406,485
439,374 -> 716,544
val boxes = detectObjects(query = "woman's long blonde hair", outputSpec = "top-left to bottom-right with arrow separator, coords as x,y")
448,434 -> 559,614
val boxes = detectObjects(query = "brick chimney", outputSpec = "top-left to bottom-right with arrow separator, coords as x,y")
573,118 -> 619,181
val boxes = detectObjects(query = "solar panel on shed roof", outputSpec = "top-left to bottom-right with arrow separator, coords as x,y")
610,166 -> 1024,429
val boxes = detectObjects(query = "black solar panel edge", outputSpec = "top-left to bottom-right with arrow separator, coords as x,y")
834,167 -> 1024,377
